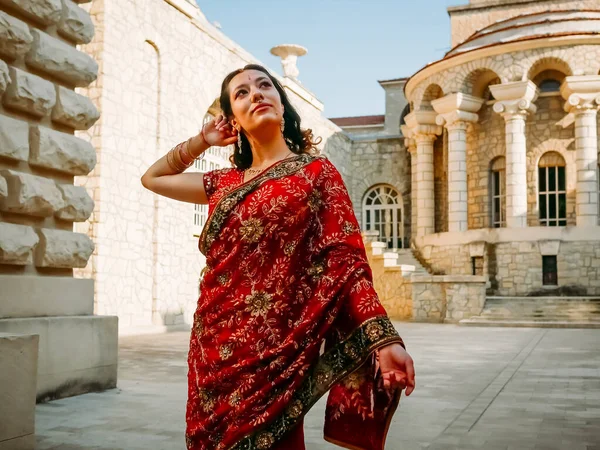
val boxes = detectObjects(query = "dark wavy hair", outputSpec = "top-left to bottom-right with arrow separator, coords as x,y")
219,64 -> 321,169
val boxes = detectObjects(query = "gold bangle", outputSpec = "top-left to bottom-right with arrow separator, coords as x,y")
172,148 -> 188,171
167,147 -> 187,172
179,138 -> 194,165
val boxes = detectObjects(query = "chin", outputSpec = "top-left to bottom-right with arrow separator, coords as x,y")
249,114 -> 279,130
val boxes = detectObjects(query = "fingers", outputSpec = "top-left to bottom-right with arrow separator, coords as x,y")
405,358 -> 416,397
222,136 -> 238,146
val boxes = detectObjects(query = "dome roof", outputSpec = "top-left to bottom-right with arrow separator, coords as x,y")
446,10 -> 600,58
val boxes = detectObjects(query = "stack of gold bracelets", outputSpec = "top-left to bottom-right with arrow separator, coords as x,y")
166,128 -> 208,172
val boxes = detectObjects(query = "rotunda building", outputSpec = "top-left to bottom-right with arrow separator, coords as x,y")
401,7 -> 600,297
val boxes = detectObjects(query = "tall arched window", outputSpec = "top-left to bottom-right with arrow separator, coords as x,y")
362,185 -> 404,249
538,152 -> 566,226
490,156 -> 506,228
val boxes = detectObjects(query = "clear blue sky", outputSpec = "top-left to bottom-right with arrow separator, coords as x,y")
196,0 -> 469,118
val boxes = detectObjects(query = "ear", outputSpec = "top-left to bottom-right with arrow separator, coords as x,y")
230,118 -> 240,131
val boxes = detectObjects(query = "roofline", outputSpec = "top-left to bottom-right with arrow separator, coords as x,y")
378,77 -> 409,86
404,33 -> 600,98
448,13 -> 600,57
447,0 -> 576,15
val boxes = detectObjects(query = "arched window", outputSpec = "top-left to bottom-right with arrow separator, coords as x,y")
539,79 -> 561,93
533,69 -> 565,93
538,152 -> 566,226
490,157 -> 506,228
363,185 -> 404,249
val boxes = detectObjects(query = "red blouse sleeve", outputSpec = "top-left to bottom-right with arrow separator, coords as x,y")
202,170 -> 219,202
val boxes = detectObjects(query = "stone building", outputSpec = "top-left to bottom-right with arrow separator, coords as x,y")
74,0 -> 350,335
0,0 -> 118,445
335,0 -> 600,325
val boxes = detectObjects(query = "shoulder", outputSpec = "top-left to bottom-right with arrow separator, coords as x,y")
202,166 -> 238,195
308,155 -> 344,183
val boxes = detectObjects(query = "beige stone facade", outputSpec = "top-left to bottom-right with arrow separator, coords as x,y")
336,0 -> 600,323
0,0 -> 118,421
74,0 -> 349,334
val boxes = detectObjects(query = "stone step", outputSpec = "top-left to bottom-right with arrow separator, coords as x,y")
461,296 -> 600,328
460,319 -> 600,328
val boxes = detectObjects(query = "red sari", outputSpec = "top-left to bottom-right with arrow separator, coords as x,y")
186,153 -> 404,450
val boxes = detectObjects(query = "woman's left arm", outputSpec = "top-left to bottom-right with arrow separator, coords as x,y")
313,158 -> 416,396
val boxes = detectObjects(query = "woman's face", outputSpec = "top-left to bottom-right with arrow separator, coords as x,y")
228,69 -> 283,134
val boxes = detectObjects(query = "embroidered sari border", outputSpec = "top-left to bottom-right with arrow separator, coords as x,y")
199,153 -> 322,256
229,315 -> 404,450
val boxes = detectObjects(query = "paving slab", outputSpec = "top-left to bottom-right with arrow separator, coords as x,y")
36,323 -> 600,449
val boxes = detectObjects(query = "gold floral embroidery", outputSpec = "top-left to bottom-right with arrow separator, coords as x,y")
230,317 -> 402,450
199,154 -> 320,256
286,399 -> 304,419
244,291 -> 273,317
239,217 -> 265,243
365,321 -> 385,341
193,318 -> 203,338
217,272 -> 230,286
343,342 -> 359,359
316,370 -> 331,386
343,220 -> 358,235
343,369 -> 366,390
219,344 -> 233,360
307,189 -> 323,212
284,241 -> 296,256
307,261 -> 325,278
185,434 -> 194,449
256,431 -> 275,449
228,391 -> 242,407
197,388 -> 216,413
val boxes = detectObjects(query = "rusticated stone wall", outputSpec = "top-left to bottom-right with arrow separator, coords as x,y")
0,0 -> 117,404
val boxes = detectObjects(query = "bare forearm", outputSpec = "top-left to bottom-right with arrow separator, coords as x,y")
141,134 -> 208,181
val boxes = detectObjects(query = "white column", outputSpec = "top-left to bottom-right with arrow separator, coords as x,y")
403,112 -> 442,237
433,94 -> 484,232
415,133 -> 436,236
490,81 -> 539,228
401,125 -> 418,239
561,76 -> 600,226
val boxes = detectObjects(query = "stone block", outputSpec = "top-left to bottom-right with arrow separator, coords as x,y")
0,316 -> 118,402
35,228 -> 94,268
52,85 -> 100,129
0,0 -> 62,26
0,10 -> 32,60
539,240 -> 561,255
0,333 -> 38,450
0,223 -> 39,265
0,59 -> 9,94
0,176 -> 6,199
0,274 -> 93,318
58,0 -> 94,44
55,183 -> 94,221
26,29 -> 97,87
29,126 -> 96,175
0,114 -> 28,161
0,169 -> 64,217
3,67 -> 55,117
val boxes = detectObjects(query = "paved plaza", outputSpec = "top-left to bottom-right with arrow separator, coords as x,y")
36,323 -> 600,450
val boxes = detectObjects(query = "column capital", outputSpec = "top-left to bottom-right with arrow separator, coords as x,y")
404,110 -> 442,141
560,75 -> 600,114
490,80 -> 538,119
431,93 -> 484,128
400,124 -> 417,152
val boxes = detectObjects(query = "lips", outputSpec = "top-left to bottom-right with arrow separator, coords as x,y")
252,104 -> 271,113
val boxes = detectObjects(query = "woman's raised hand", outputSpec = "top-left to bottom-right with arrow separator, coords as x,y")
202,114 -> 239,148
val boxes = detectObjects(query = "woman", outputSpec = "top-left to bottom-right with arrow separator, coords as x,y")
141,64 -> 415,450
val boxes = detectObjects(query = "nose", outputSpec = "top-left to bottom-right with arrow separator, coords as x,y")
250,88 -> 264,103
